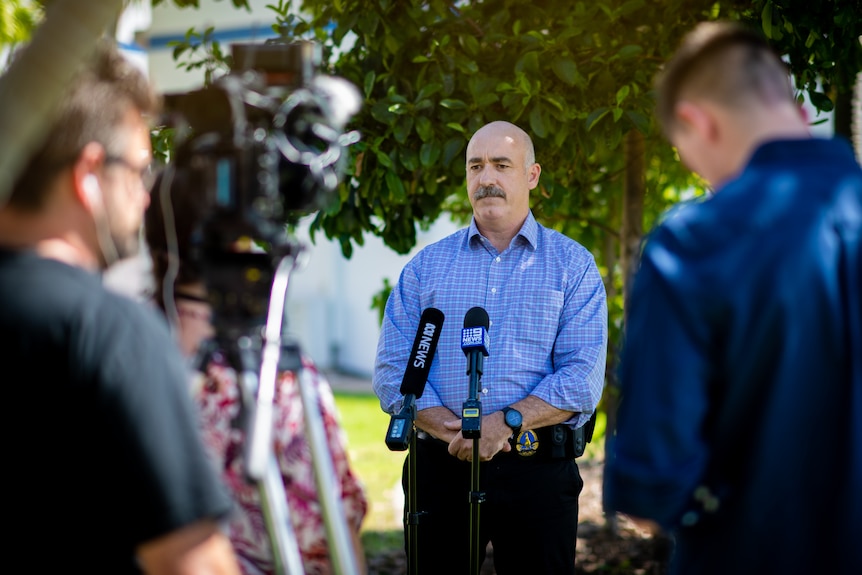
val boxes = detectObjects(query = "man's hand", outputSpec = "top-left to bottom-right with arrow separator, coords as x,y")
444,412 -> 513,462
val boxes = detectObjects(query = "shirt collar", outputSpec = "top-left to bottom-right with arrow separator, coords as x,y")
467,211 -> 538,251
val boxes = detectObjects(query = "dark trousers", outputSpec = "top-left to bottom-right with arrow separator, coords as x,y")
403,436 -> 583,575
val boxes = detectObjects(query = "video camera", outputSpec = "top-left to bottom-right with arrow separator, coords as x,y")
161,40 -> 360,341
157,41 -> 364,573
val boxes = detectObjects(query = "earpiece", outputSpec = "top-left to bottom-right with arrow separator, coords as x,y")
82,174 -> 101,206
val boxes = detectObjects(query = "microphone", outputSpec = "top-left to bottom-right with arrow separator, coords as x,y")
399,307 -> 445,398
460,307 -> 489,438
385,307 -> 445,451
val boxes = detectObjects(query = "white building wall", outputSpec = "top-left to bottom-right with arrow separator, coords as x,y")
148,0 -> 280,93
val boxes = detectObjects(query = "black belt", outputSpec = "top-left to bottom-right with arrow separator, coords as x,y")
416,424 -> 582,460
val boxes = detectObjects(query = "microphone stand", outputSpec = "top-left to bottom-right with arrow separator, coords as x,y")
461,351 -> 485,575
384,307 -> 444,574
407,420 -> 420,575
384,393 -> 421,575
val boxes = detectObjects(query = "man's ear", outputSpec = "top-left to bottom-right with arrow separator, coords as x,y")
527,162 -> 541,190
72,142 -> 105,210
82,175 -> 102,208
674,100 -> 719,143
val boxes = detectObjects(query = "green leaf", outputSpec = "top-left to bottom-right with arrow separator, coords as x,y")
371,100 -> 395,124
612,107 -> 623,122
417,83 -> 443,102
387,93 -> 409,104
542,95 -> 565,113
615,85 -> 630,106
512,19 -> 522,35
475,93 -> 500,107
618,0 -> 646,17
399,147 -> 418,171
385,170 -> 407,202
515,51 -> 540,77
440,99 -> 468,110
625,110 -> 650,134
363,71 -> 376,98
459,35 -> 480,56
414,100 -> 434,113
393,116 -> 414,144
415,116 -> 433,141
585,107 -> 609,131
446,122 -> 466,133
387,102 -> 407,115
530,106 -> 548,138
617,45 -> 642,59
420,141 -> 442,167
551,59 -> 579,86
375,150 -> 393,169
454,57 -> 479,75
809,91 -> 834,112
442,136 -> 465,167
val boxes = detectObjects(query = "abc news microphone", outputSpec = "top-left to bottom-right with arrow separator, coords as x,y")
461,306 -> 489,439
385,307 -> 445,451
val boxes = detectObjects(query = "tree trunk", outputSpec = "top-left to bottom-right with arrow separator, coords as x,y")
620,129 -> 645,308
850,70 -> 862,163
603,129 -> 645,534
833,63 -> 860,156
835,87 -> 853,144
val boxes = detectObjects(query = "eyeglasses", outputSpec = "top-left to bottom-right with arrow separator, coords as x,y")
105,155 -> 157,191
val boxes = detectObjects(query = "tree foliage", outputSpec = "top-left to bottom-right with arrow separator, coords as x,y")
0,0 -> 41,49
290,0 -> 713,263
739,0 -> 862,109
266,0 -> 859,340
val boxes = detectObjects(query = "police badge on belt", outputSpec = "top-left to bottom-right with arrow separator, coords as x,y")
514,430 -> 540,456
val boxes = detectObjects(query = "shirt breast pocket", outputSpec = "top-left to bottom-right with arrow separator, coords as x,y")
515,289 -> 564,362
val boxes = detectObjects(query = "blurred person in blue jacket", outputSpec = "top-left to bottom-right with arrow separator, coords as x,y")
603,21 -> 862,575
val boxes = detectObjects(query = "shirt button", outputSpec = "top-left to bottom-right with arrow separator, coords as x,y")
491,287 -> 497,294
495,256 -> 501,263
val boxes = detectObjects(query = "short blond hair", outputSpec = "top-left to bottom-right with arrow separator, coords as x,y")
655,22 -> 793,136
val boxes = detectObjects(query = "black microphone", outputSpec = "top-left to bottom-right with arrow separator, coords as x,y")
385,307 -> 445,451
460,306 -> 489,438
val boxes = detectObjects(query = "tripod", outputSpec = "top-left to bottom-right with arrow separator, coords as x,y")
214,252 -> 361,575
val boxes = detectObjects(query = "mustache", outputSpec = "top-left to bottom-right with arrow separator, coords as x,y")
473,185 -> 506,200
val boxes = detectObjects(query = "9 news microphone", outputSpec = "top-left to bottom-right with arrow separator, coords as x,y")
461,307 -> 489,439
385,307 -> 445,451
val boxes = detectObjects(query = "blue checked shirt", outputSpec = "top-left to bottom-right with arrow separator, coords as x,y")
373,212 -> 607,428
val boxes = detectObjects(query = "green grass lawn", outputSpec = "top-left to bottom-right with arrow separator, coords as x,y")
333,391 -> 406,533
331,391 -> 609,566
332,390 -> 607,532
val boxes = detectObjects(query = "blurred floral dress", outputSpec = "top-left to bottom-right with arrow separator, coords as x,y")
191,352 -> 368,575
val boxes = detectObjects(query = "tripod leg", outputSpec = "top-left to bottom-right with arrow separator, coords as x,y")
297,367 -> 362,575
259,452 -> 306,575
